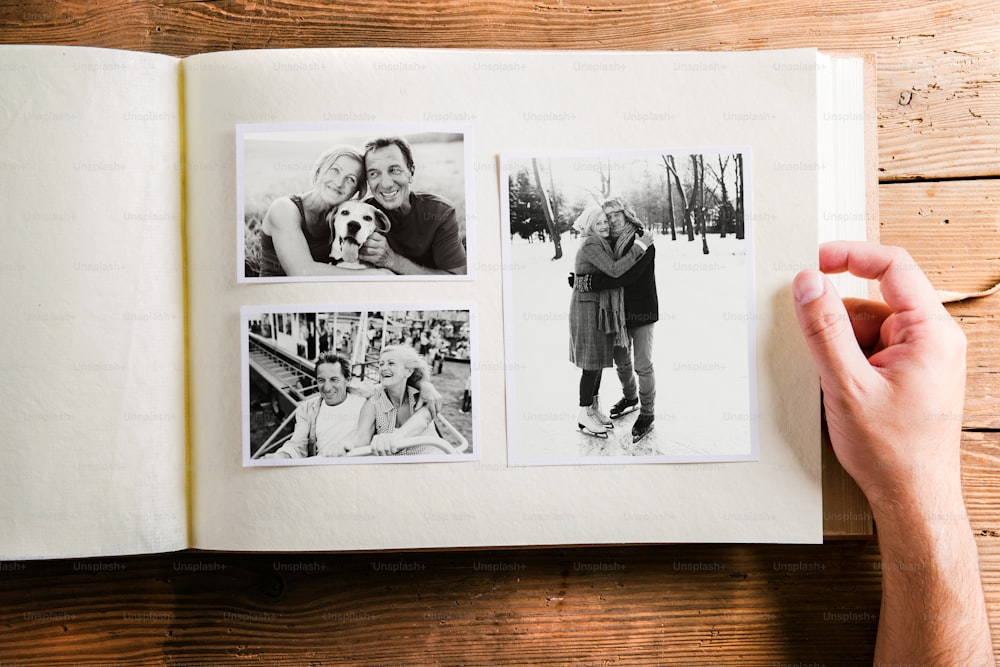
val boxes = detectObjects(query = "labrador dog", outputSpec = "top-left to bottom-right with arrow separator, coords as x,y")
328,201 -> 392,269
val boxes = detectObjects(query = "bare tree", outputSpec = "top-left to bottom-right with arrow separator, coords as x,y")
664,164 -> 677,240
531,158 -> 562,260
707,154 -> 732,239
547,158 -> 563,238
734,153 -> 745,240
691,154 -> 709,254
597,157 -> 612,199
662,155 -> 694,242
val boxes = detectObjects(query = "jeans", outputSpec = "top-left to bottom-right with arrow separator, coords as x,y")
613,323 -> 655,415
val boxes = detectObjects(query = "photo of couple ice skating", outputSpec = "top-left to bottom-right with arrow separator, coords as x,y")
503,151 -> 756,464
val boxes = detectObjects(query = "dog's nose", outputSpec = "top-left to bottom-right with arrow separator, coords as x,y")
347,221 -> 361,235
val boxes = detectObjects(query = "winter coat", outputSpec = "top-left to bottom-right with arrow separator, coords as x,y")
569,236 -> 646,370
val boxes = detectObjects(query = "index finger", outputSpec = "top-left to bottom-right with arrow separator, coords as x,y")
818,241 -> 941,314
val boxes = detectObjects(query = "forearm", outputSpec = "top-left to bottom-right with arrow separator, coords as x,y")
396,408 -> 434,437
585,247 -> 653,291
386,253 -> 464,275
872,486 -> 993,666
273,415 -> 310,458
581,244 -> 643,278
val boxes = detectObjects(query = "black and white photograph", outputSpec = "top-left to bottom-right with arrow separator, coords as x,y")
243,305 -> 477,465
238,124 -> 472,282
501,149 -> 756,465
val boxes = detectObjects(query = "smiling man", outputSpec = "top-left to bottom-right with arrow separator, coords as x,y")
359,136 -> 467,275
266,353 -> 365,459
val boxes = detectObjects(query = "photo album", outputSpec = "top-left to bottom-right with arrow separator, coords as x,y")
0,46 -> 873,559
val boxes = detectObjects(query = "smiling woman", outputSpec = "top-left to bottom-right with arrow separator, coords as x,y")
345,344 -> 443,456
256,145 -> 371,278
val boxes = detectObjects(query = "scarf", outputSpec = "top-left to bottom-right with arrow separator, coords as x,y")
595,222 -> 639,347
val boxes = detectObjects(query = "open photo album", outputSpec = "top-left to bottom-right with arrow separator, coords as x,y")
0,46 -> 872,559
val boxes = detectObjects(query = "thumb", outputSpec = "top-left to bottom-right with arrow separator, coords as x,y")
792,270 -> 873,390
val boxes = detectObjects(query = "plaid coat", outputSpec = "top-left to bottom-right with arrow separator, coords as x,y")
569,236 -> 646,370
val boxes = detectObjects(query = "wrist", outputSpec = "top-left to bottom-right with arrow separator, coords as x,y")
385,252 -> 400,273
869,478 -> 970,544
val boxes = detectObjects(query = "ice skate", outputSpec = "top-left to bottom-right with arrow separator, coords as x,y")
609,396 -> 639,419
577,406 -> 609,438
631,413 -> 654,443
590,396 -> 613,428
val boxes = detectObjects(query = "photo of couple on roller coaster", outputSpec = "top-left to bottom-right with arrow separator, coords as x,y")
244,307 -> 476,466
239,125 -> 471,281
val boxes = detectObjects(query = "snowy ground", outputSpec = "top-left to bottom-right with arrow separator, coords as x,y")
504,232 -> 754,464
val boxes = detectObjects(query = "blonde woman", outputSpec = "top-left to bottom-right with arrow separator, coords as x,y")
569,206 -> 653,437
344,345 -> 441,456
259,146 -> 388,277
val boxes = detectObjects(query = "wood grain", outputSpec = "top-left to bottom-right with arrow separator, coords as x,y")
1,468 -> 998,667
0,543 -> 884,664
880,179 -> 1000,428
3,0 -> 1000,180
0,1 -> 998,664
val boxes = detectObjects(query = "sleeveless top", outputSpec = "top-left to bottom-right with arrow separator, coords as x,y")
258,195 -> 332,277
369,385 -> 439,455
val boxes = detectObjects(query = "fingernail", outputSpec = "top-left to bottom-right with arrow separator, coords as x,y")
794,271 -> 825,304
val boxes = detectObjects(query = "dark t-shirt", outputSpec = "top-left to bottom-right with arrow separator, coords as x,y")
367,192 -> 466,272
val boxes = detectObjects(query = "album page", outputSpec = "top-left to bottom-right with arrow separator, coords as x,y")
0,46 -> 188,559
182,47 -> 849,550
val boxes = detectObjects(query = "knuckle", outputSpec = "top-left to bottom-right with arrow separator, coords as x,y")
801,309 -> 847,344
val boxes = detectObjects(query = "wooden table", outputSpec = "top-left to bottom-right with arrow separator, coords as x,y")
1,1 -> 997,664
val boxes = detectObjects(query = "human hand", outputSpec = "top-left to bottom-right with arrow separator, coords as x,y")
636,230 -> 654,247
418,380 -> 442,419
358,231 -> 396,270
322,441 -> 350,458
369,433 -> 398,456
792,242 -> 966,512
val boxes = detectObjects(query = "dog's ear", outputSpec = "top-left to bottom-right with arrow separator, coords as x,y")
373,207 -> 391,234
326,204 -> 341,233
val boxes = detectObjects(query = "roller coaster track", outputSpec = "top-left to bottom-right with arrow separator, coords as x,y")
248,334 -> 314,415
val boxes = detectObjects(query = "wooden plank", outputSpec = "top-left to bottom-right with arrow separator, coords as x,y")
3,1 -> 1000,179
0,545 -> 881,664
881,179 -> 1000,429
963,431 -> 1000,532
0,476 -> 997,667
881,180 -> 1000,293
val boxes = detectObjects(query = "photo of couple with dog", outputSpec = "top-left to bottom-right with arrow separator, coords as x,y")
242,130 -> 468,279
